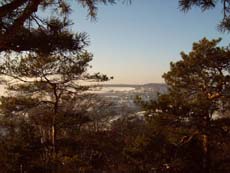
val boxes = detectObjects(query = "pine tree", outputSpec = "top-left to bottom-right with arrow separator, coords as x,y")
0,0 -> 121,52
144,38 -> 230,173
0,28 -> 110,172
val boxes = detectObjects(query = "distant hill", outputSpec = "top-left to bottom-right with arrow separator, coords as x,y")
103,83 -> 167,88
101,83 -> 168,94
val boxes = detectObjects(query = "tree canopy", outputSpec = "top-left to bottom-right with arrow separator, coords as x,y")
0,28 -> 111,172
0,0 -> 120,52
163,38 -> 230,121
140,38 -> 230,173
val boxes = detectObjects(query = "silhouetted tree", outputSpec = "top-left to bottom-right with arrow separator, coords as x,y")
143,38 -> 230,173
0,0 -> 129,52
0,31 -> 110,172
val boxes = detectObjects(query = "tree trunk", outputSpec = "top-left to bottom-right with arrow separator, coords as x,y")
202,115 -> 210,173
51,84 -> 59,173
52,84 -> 59,156
51,123 -> 56,155
202,133 -> 210,173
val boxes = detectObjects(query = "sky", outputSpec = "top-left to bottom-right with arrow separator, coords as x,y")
68,0 -> 230,84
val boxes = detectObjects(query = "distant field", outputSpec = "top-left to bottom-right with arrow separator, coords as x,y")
90,86 -> 136,94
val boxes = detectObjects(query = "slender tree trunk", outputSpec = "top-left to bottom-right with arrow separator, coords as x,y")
51,122 -> 56,155
52,84 -> 59,156
51,84 -> 59,173
202,115 -> 210,173
20,164 -> 23,173
202,133 -> 209,173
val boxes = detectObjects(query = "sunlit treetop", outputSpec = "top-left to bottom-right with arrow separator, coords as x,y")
139,38 -> 230,123
161,38 -> 230,120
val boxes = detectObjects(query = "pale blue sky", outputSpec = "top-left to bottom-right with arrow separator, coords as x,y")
69,0 -> 230,84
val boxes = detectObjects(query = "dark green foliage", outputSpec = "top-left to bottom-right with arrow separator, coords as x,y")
142,38 -> 230,125
137,38 -> 230,173
1,104 -> 229,173
0,0 -> 124,52
0,12 -> 111,171
163,38 -> 230,123
0,118 -> 43,173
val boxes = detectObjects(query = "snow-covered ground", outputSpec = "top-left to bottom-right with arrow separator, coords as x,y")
0,84 -> 7,96
90,87 -> 135,94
